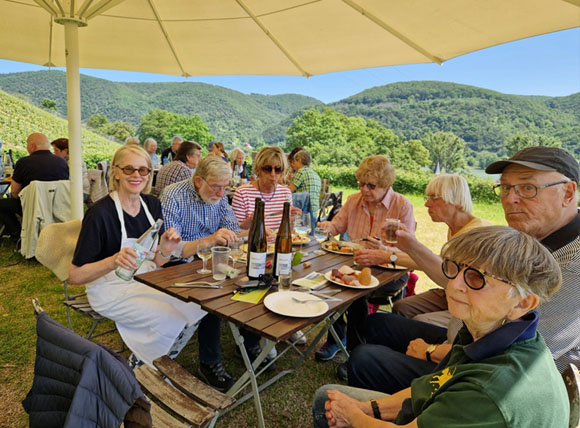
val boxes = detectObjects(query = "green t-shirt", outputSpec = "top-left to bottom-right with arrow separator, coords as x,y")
402,327 -> 569,428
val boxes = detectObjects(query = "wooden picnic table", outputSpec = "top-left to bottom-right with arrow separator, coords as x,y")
135,241 -> 408,427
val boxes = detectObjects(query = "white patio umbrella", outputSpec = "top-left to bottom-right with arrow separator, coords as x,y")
1,0 -> 579,218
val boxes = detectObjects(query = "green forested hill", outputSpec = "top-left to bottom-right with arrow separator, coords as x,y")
0,70 -> 321,144
0,89 -> 120,167
331,81 -> 579,156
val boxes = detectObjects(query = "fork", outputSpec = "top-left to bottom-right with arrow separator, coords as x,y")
170,280 -> 224,288
291,296 -> 341,304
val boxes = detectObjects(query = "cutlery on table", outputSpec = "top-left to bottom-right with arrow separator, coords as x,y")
170,280 -> 223,288
291,296 -> 341,304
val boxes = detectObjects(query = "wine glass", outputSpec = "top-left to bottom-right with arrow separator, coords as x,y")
229,239 -> 244,270
313,226 -> 328,245
197,240 -> 212,274
294,213 -> 311,251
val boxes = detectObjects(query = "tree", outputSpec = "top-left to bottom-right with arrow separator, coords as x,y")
504,132 -> 562,156
105,121 -> 136,142
41,98 -> 57,111
87,113 -> 109,129
421,131 -> 468,173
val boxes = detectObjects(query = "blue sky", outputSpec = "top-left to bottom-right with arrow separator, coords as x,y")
0,28 -> 578,103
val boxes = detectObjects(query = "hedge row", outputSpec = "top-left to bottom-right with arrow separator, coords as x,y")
312,165 -> 497,203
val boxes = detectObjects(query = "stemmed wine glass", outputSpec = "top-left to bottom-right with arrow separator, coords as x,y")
229,238 -> 244,270
293,213 -> 311,252
197,239 -> 212,274
313,226 -> 328,245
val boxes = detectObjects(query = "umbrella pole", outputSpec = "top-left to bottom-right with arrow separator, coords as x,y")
63,21 -> 84,220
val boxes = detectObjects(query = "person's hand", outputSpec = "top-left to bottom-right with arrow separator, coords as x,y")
325,390 -> 367,427
406,338 -> 430,360
354,249 -> 388,266
114,247 -> 139,271
317,221 -> 332,233
363,236 -> 384,250
239,214 -> 254,230
159,227 -> 182,256
265,227 -> 277,242
211,228 -> 238,246
290,206 -> 302,217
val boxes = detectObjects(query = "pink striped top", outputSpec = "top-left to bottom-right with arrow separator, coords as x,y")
232,183 -> 293,230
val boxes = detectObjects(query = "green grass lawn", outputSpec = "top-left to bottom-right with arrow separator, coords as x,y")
0,191 -> 505,427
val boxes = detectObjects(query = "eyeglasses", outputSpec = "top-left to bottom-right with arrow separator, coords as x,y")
116,165 -> 151,176
423,195 -> 442,202
358,181 -> 377,190
492,181 -> 568,199
201,177 -> 228,193
441,259 -> 517,290
261,165 -> 283,174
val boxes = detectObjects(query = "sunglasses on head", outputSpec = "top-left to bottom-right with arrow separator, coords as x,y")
261,165 -> 283,173
116,165 -> 151,176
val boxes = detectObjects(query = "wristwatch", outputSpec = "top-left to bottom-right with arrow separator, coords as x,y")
425,344 -> 438,362
389,252 -> 398,268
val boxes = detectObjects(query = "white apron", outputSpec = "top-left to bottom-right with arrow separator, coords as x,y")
86,191 -> 206,367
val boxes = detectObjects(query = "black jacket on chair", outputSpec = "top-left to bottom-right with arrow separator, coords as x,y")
22,312 -> 151,428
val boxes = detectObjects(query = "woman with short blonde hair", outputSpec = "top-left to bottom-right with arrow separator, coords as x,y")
109,145 -> 154,194
354,155 -> 396,190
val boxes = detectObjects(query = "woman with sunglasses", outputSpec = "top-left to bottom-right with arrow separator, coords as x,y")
313,226 -> 568,428
69,145 -> 206,368
232,146 -> 300,230
314,155 -> 415,375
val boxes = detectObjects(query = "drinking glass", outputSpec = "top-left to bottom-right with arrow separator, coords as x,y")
197,240 -> 212,274
294,213 -> 311,251
229,239 -> 244,269
211,246 -> 230,281
382,218 -> 400,245
313,226 -> 328,245
278,272 -> 292,292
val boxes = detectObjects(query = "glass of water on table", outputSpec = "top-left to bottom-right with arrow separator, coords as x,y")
293,213 -> 311,251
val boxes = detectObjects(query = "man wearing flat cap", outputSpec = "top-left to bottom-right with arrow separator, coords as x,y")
486,145 -> 579,371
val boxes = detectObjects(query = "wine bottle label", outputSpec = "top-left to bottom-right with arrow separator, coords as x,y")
275,253 -> 292,276
248,252 -> 267,277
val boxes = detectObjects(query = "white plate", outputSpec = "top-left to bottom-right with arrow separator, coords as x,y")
264,291 -> 329,318
320,241 -> 357,255
324,270 -> 380,289
377,263 -> 408,271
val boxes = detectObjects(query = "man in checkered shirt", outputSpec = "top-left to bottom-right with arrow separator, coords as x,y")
289,149 -> 321,233
486,146 -> 579,371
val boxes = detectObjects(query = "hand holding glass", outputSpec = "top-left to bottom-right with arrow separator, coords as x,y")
382,219 -> 400,245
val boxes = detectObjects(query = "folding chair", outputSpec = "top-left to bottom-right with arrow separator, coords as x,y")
35,219 -> 114,340
317,191 -> 342,223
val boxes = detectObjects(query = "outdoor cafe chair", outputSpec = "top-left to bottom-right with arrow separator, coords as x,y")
563,363 -> 580,428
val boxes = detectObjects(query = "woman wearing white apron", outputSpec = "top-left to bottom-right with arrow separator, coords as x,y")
69,145 -> 206,368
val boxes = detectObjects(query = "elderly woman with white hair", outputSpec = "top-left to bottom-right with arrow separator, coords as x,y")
229,148 -> 246,177
69,145 -> 206,368
143,137 -> 159,168
313,226 -> 569,428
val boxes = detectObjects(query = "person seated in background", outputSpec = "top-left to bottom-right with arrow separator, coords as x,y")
316,155 -> 415,381
68,145 -> 206,370
208,141 -> 228,161
143,138 -> 159,169
229,147 -> 246,178
285,146 -> 303,184
347,174 -> 491,394
232,146 -> 300,231
160,155 -> 273,390
0,132 -> 69,242
313,226 -> 569,428
161,136 -> 183,165
288,149 -> 321,235
124,136 -> 140,146
152,141 -> 201,198
51,137 -> 90,203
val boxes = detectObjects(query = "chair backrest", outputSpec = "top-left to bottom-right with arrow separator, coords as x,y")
318,191 -> 342,222
35,219 -> 82,281
87,169 -> 108,204
19,180 -> 72,259
563,363 -> 580,428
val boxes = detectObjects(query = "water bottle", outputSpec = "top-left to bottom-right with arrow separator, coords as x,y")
115,219 -> 163,281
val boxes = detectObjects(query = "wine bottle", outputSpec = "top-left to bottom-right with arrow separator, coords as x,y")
240,161 -> 248,184
246,199 -> 267,279
115,219 -> 163,281
273,202 -> 292,278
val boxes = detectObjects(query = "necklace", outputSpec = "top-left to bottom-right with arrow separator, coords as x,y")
257,181 -> 277,202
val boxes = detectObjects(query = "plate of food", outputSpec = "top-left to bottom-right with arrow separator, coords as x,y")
241,243 -> 275,255
264,291 -> 329,318
292,234 -> 311,245
324,265 -> 379,289
320,241 -> 361,255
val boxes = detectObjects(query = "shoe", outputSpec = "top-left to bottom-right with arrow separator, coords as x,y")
315,337 -> 346,361
336,362 -> 348,382
199,362 -> 234,392
235,345 -> 276,371
290,330 -> 307,345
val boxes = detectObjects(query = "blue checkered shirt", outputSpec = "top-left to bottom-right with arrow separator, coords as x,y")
160,178 -> 240,242
292,166 -> 321,211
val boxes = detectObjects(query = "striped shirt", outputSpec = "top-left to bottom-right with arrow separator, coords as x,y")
292,166 -> 322,212
538,212 -> 580,372
153,160 -> 193,197
325,188 -> 415,240
160,178 -> 240,243
232,183 -> 292,230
